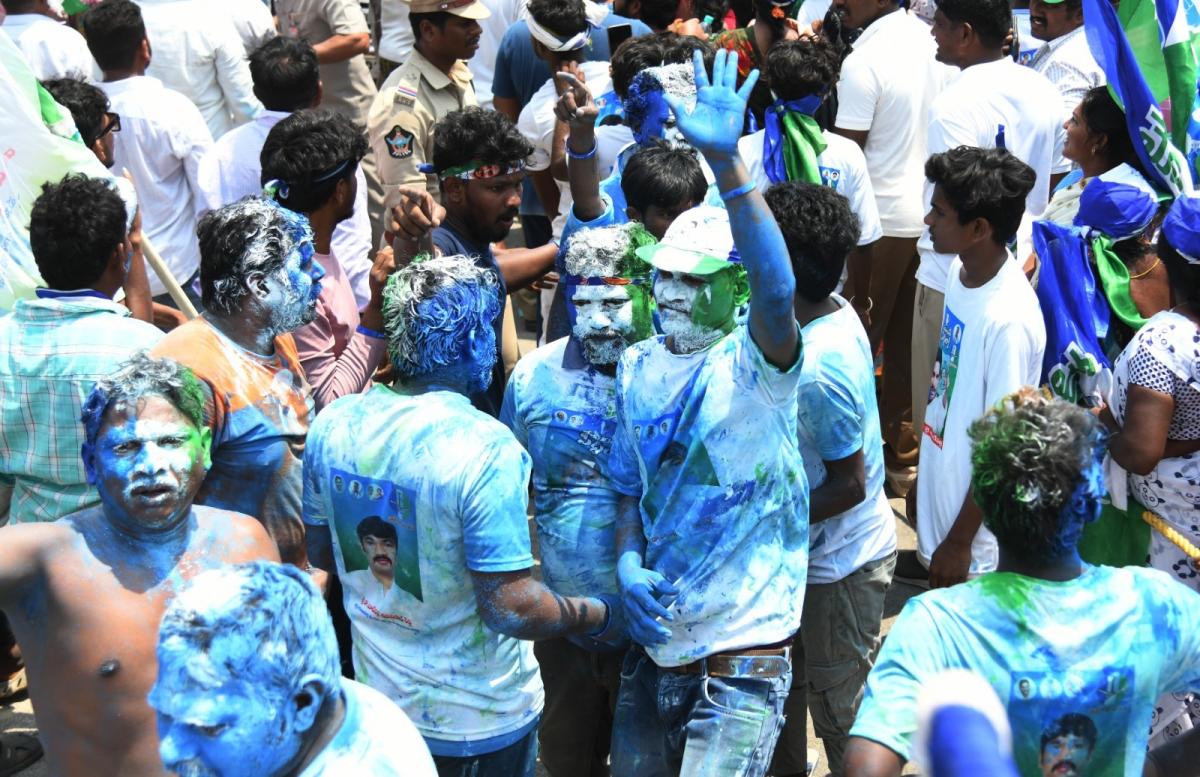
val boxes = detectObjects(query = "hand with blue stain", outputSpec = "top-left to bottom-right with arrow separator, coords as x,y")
150,561 -> 435,776
663,49 -> 800,370
0,353 -> 280,777
616,550 -> 678,646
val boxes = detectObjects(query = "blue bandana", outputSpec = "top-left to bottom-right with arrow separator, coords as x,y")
1164,194 -> 1200,264
1074,164 -> 1160,241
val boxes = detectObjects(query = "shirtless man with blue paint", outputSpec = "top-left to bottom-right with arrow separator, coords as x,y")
0,353 -> 279,776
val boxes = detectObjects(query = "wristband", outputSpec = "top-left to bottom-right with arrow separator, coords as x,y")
356,324 -> 387,340
566,143 -> 598,161
719,180 -> 757,202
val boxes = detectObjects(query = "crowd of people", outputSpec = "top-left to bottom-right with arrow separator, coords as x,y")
1,0 -> 1199,775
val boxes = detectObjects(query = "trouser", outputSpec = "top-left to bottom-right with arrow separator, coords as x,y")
609,647 -> 791,777
770,552 -> 897,777
534,638 -> 625,777
910,280 -> 945,438
432,726 -> 538,777
869,237 -> 920,470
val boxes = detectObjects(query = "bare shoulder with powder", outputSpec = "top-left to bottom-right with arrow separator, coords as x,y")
189,505 -> 283,564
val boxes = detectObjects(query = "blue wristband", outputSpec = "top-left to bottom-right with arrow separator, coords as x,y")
356,324 -> 386,340
566,143 -> 598,161
587,593 -> 615,638
719,180 -> 757,202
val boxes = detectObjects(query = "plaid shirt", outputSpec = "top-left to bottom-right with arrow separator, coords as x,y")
0,293 -> 162,523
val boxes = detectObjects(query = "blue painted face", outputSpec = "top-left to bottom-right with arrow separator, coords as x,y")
268,237 -> 324,333
85,394 -> 212,533
150,643 -> 304,777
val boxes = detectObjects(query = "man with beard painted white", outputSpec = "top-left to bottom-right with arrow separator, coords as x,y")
152,197 -> 323,569
500,222 -> 656,776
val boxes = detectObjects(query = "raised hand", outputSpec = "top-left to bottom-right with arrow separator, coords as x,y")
553,69 -> 598,131
663,48 -> 759,156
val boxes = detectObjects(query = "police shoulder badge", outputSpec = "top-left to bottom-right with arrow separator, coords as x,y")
385,126 -> 416,160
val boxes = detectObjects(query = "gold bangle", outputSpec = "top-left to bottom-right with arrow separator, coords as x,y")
1128,256 -> 1161,280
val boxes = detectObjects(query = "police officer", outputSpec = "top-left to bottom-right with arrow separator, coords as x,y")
367,0 -> 489,230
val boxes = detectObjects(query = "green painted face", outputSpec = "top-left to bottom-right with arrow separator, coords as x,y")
689,265 -> 747,332
626,284 -> 656,340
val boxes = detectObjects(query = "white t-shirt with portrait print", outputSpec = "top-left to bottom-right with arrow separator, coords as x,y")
916,254 -> 1045,574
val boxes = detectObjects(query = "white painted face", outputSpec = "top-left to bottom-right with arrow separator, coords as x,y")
653,271 -> 727,353
571,284 -> 638,368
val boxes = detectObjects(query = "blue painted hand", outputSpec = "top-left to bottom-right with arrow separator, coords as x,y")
588,592 -> 629,645
663,48 -> 759,156
617,561 -> 679,647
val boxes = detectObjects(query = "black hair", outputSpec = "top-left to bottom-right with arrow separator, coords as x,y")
1159,229 -> 1200,312
356,515 -> 398,544
925,146 -> 1036,246
29,174 -> 126,290
1040,713 -> 1098,753
248,36 -> 320,113
765,37 -> 842,102
1061,0 -> 1083,13
432,106 -> 534,173
41,77 -> 109,145
621,140 -> 707,214
3,0 -> 38,11
611,34 -> 666,99
638,0 -> 686,30
410,10 -> 453,39
764,182 -> 859,303
935,0 -> 1011,49
1078,86 -> 1142,173
528,0 -> 588,38
82,0 -> 146,72
261,109 -> 368,213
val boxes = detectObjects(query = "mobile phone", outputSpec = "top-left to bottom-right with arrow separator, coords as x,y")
1010,9 -> 1029,63
607,23 -> 633,54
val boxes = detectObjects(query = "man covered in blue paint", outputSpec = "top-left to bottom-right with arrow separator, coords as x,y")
150,560 -> 437,776
500,222 -> 657,776
844,390 -> 1200,777
0,352 -> 279,776
303,253 -> 623,776
607,49 -> 808,776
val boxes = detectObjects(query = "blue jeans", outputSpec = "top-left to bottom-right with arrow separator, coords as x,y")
432,727 -> 538,777
609,648 -> 791,777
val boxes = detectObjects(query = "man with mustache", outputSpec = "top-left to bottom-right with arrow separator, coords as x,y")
348,516 -> 400,591
152,198 -> 325,568
0,352 -> 279,776
1039,713 -> 1096,777
1026,0 -> 1102,172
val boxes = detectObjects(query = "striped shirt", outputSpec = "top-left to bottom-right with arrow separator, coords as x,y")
0,293 -> 163,523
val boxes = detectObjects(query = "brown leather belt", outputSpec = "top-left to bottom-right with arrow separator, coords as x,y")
663,643 -> 792,679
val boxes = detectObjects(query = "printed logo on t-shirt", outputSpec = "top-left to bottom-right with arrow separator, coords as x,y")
819,166 -> 843,192
330,468 -> 422,630
923,306 -> 964,448
1008,668 -> 1134,777
632,409 -> 683,471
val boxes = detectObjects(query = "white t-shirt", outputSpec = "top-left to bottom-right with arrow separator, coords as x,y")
378,1 -> 413,65
835,9 -> 955,237
299,679 -> 437,776
2,13 -> 97,80
915,58 -> 1065,293
794,0 -> 831,26
220,0 -> 277,55
519,60 -> 612,242
198,109 -> 374,308
135,0 -> 261,139
610,325 -> 809,667
916,255 -> 1046,574
595,123 -> 634,181
303,385 -> 543,745
99,76 -> 217,296
470,0 -> 527,110
739,128 -> 883,247
797,298 -> 896,584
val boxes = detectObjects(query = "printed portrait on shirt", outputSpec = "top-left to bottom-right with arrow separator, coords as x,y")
1008,668 -> 1132,777
329,468 -> 423,629
923,307 -> 964,448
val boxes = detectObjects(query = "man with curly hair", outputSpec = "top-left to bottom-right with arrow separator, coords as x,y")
500,223 -> 656,776
844,390 -> 1200,777
0,352 -> 278,776
303,253 -> 622,776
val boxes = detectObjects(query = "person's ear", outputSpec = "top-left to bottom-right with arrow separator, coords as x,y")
199,427 -> 213,470
626,206 -> 642,223
731,266 -> 751,307
90,137 -> 107,163
290,675 -> 330,735
82,441 -> 99,486
140,37 -> 152,67
443,177 -> 466,206
966,216 -> 992,245
313,80 -> 324,109
246,270 -> 272,300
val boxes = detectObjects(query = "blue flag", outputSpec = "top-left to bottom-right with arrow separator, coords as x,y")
1084,0 -> 1194,195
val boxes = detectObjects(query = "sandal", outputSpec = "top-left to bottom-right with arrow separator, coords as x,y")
0,671 -> 26,705
0,733 -> 42,777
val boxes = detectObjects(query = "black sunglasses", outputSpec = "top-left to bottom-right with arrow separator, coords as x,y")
94,112 -> 121,142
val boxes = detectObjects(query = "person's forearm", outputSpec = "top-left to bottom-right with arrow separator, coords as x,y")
477,575 -> 608,640
1107,430 -> 1164,476
616,493 -> 646,572
946,489 -> 984,548
530,168 -> 561,220
845,243 -> 873,306
1164,437 -> 1200,459
121,249 -> 154,323
810,476 -> 866,523
566,123 -> 604,221
548,120 -> 572,182
496,243 -> 557,291
313,33 -> 369,63
305,523 -> 335,573
493,96 -> 520,123
268,514 -> 309,568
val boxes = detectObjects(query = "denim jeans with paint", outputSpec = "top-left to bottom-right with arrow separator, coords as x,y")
432,727 -> 538,777
609,648 -> 791,777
